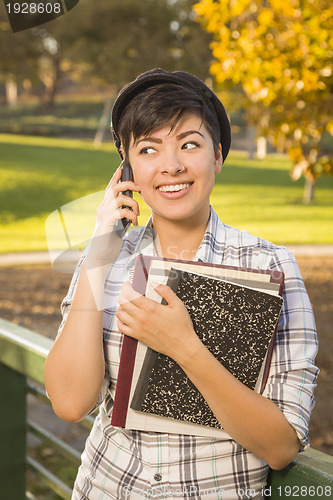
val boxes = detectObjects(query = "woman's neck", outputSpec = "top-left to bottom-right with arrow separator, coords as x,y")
152,211 -> 210,261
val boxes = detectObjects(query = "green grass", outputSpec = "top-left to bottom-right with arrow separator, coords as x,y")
213,152 -> 333,245
0,134 -> 332,253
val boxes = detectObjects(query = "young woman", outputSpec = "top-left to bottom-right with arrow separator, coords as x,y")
44,69 -> 318,499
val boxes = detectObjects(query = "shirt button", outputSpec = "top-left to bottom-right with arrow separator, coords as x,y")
154,473 -> 162,482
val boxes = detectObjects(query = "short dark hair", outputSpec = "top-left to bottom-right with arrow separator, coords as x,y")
117,83 -> 221,159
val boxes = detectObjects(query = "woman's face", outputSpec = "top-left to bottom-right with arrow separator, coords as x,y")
128,112 -> 222,228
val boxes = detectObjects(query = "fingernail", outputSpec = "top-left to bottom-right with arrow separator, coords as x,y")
151,281 -> 161,289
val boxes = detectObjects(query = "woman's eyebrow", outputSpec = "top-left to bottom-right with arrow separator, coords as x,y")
136,137 -> 162,145
135,130 -> 204,146
176,130 -> 205,140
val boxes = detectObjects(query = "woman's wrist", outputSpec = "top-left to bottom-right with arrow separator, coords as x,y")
84,230 -> 123,270
79,260 -> 109,311
176,331 -> 205,371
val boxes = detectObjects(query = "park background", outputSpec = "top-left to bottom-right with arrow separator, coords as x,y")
0,1 -> 332,498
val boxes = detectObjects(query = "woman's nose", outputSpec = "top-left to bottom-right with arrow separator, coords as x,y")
160,151 -> 186,175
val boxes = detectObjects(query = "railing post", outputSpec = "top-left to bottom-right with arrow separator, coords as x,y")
0,363 -> 27,499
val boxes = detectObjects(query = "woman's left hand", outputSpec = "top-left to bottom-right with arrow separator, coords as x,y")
116,281 -> 201,365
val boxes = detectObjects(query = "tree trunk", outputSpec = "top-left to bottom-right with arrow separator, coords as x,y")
257,136 -> 267,159
247,126 -> 256,159
94,99 -> 112,146
303,177 -> 315,203
5,76 -> 18,107
43,56 -> 62,113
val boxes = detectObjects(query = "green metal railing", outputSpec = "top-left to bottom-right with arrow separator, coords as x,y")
0,317 -> 94,499
0,317 -> 332,500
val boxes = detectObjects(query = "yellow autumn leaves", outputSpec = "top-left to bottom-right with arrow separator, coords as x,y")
193,0 -> 333,197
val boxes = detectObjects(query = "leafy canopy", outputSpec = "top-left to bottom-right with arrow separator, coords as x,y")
194,0 -> 333,197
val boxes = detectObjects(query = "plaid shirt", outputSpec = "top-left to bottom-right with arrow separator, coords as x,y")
59,208 -> 319,500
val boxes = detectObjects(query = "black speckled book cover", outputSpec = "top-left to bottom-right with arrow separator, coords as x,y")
131,268 -> 283,428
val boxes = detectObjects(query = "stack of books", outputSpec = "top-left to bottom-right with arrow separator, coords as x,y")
111,255 -> 284,437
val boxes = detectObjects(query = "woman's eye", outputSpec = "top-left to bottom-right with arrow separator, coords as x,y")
182,141 -> 199,150
140,146 -> 156,155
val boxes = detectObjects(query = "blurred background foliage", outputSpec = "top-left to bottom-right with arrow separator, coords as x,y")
194,0 -> 333,202
0,0 -> 332,205
0,0 -> 213,105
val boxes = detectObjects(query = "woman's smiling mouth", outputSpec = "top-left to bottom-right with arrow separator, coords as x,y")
157,182 -> 192,193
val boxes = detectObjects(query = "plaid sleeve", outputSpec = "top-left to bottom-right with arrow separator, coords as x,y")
57,255 -> 85,337
262,248 -> 319,451
56,251 -> 110,413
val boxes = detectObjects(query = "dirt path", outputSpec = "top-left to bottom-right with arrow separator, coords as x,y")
0,258 -> 332,455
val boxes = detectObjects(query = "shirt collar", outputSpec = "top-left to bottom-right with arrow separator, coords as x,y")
126,206 -> 225,268
125,217 -> 156,270
194,206 -> 224,263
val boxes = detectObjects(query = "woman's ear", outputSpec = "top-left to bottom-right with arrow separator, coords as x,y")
214,144 -> 223,175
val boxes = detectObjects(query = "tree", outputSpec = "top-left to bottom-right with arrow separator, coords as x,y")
194,0 -> 333,202
0,3 -> 43,104
0,0 -> 213,109
163,0 -> 214,80
49,0 -> 213,89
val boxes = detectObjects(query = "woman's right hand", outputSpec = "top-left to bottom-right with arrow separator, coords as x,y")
85,166 -> 141,268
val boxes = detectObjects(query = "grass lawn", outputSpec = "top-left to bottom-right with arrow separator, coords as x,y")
0,134 -> 332,253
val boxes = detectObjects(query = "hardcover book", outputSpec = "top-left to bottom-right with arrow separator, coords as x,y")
130,268 -> 284,428
111,255 -> 284,436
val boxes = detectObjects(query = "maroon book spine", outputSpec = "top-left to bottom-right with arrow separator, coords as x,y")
111,255 -> 151,427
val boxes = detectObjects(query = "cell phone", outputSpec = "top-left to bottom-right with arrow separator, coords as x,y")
113,159 -> 134,237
